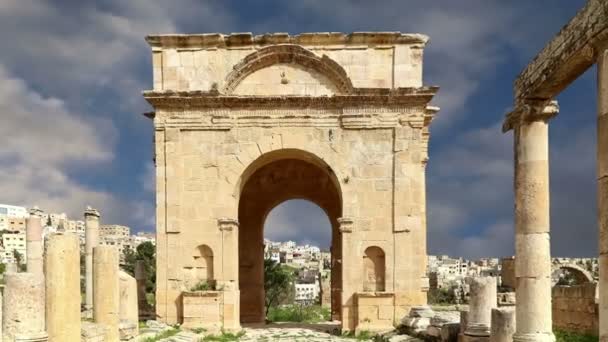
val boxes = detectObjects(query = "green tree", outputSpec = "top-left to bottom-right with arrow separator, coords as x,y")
13,250 -> 26,271
264,258 -> 295,317
122,241 -> 156,293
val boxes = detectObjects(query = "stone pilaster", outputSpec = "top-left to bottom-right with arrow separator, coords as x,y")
490,308 -> 516,342
463,276 -> 497,341
338,217 -> 355,332
512,100 -> 557,342
218,218 -> 239,289
93,246 -> 119,342
84,206 -> 101,313
46,233 -> 81,342
218,218 -> 241,331
598,44 -> 608,342
3,273 -> 47,342
26,207 -> 44,276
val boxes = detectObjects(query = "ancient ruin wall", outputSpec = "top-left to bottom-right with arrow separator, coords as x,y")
552,283 -> 599,335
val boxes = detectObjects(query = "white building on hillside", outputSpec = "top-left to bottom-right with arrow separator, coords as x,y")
2,232 -> 26,264
0,204 -> 28,218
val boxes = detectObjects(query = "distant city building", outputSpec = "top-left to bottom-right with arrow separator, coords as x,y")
132,232 -> 155,247
0,204 -> 28,218
295,283 -> 319,304
2,232 -> 26,264
100,225 -> 132,262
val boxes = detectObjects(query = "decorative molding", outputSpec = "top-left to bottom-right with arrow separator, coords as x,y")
145,32 -> 429,50
222,44 -> 354,95
142,87 -> 438,109
218,218 -> 239,231
338,217 -> 354,233
502,99 -> 559,132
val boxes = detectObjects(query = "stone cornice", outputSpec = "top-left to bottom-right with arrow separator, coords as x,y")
142,87 -> 438,110
145,32 -> 429,50
514,0 -> 608,100
502,100 -> 559,132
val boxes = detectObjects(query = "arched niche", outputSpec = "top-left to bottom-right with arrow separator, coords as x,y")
363,246 -> 386,292
184,244 -> 215,289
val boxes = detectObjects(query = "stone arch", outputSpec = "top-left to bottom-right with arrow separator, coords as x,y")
237,149 -> 343,323
551,263 -> 594,286
223,44 -> 354,95
363,246 -> 386,292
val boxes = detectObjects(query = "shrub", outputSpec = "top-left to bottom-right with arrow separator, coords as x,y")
555,330 -> 598,342
267,304 -> 330,323
190,280 -> 216,292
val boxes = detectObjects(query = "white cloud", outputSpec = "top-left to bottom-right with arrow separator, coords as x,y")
0,64 -> 134,224
264,200 -> 332,248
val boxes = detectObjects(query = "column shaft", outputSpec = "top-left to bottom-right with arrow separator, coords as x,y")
597,46 -> 608,342
85,207 -> 100,312
26,211 -> 44,275
46,233 -> 81,341
490,308 -> 516,342
464,276 -> 497,339
513,119 -> 554,342
93,246 -> 119,342
3,273 -> 47,341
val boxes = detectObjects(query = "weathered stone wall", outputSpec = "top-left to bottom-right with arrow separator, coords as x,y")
552,283 -> 599,335
148,32 -> 426,92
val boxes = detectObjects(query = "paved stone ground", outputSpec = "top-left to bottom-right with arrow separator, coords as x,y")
134,321 -> 421,341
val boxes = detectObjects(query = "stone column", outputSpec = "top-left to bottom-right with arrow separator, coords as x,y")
490,308 -> 516,342
119,271 -> 139,325
26,207 -> 44,276
135,260 -> 149,316
93,246 -> 119,342
598,45 -> 608,342
85,206 -> 101,313
512,101 -> 557,342
3,273 -> 47,342
463,276 -> 497,340
46,233 -> 81,342
119,271 -> 139,339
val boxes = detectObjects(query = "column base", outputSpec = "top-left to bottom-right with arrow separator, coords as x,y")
513,332 -> 555,342
460,334 -> 489,342
464,323 -> 490,337
14,332 -> 48,342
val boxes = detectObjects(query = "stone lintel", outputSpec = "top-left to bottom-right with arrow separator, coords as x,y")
145,32 -> 429,50
514,0 -> 608,101
502,100 -> 559,132
338,217 -> 354,233
84,206 -> 101,218
218,218 -> 239,231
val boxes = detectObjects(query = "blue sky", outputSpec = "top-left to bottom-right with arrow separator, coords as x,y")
0,0 -> 597,258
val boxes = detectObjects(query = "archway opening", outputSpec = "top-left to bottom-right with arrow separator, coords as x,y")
237,152 -> 342,324
263,200 -> 332,322
552,265 -> 594,286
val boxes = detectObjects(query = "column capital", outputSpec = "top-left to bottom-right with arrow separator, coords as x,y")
502,99 -> 559,132
84,206 -> 101,218
29,206 -> 43,216
218,218 -> 239,231
337,217 -> 353,233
